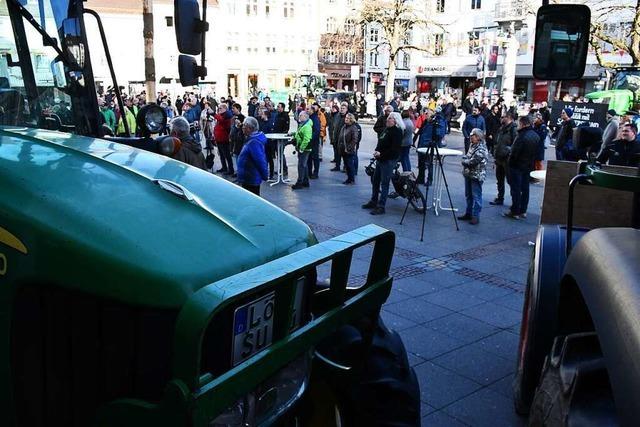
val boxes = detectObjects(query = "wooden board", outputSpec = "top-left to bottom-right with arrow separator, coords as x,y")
540,160 -> 636,228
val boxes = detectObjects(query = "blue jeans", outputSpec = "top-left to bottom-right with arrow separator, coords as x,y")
400,146 -> 411,172
345,153 -> 357,181
509,168 -> 530,215
297,151 -> 310,184
371,159 -> 394,207
464,177 -> 482,218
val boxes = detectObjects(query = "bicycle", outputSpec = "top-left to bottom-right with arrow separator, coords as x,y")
365,158 -> 427,213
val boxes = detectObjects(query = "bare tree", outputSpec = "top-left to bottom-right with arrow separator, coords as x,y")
359,0 -> 445,100
587,0 -> 639,67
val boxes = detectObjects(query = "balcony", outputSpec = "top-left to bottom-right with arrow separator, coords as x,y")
494,0 -> 528,23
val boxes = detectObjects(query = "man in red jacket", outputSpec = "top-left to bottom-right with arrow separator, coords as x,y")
214,103 -> 234,175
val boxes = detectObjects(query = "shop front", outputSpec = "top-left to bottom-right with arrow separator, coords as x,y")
394,69 -> 411,95
323,64 -> 359,91
415,65 -> 452,95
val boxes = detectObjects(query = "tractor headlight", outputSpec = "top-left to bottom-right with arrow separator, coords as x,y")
137,104 -> 167,134
209,353 -> 310,426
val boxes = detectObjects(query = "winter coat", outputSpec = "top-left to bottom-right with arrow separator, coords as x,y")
339,123 -> 359,155
373,113 -> 387,136
533,123 -> 548,161
230,124 -> 245,156
443,102 -> 456,120
597,138 -> 640,167
509,127 -> 540,172
601,117 -> 620,150
318,109 -> 328,139
331,113 -> 346,145
555,119 -> 576,150
401,118 -> 415,147
214,110 -> 233,143
485,112 -> 501,141
116,107 -> 136,135
101,108 -> 116,131
258,116 -> 273,134
237,131 -> 269,186
417,118 -> 435,148
294,119 -> 313,152
273,111 -> 290,133
375,126 -> 402,161
462,141 -> 489,182
462,97 -> 479,115
494,122 -> 517,163
462,114 -> 486,139
310,112 -> 321,144
174,135 -> 206,169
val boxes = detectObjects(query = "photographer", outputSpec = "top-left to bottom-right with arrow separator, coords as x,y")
362,112 -> 404,215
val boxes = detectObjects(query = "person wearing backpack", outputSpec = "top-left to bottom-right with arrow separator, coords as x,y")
490,111 -> 517,206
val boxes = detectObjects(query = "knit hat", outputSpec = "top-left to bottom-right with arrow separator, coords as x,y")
563,107 -> 574,117
607,109 -> 617,116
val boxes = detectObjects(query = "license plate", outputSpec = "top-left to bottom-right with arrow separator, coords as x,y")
232,278 -> 306,366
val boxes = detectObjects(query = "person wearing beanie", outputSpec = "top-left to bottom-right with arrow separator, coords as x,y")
555,107 -> 576,160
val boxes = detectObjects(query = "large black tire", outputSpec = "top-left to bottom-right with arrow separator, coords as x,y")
514,226 -> 571,415
529,333 -> 617,427
314,318 -> 421,427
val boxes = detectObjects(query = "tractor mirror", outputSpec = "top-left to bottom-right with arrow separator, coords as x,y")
533,5 -> 591,81
174,0 -> 208,55
61,18 -> 86,70
178,55 -> 206,86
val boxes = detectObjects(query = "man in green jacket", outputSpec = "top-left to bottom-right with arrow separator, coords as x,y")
292,111 -> 313,190
99,99 -> 116,132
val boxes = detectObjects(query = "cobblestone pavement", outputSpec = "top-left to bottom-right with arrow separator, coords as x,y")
256,121 -> 543,426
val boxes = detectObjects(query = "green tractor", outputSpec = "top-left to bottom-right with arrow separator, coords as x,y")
0,0 -> 419,425
515,4 -> 640,426
585,68 -> 640,115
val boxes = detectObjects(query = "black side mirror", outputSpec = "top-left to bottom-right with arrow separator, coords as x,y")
178,55 -> 206,87
533,5 -> 591,81
174,0 -> 207,55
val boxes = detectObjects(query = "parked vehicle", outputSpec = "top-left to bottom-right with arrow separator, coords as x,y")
0,0 -> 419,425
515,5 -> 640,425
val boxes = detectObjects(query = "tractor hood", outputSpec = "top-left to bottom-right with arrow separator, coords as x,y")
585,89 -> 634,115
0,127 -> 316,308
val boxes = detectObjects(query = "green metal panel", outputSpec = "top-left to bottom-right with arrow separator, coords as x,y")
0,126 -> 316,426
0,126 -> 316,307
95,225 -> 396,427
585,89 -> 634,115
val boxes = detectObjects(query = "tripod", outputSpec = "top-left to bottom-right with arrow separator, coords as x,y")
420,144 -> 460,232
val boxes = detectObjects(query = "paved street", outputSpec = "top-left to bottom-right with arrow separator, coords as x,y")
258,121 -> 541,426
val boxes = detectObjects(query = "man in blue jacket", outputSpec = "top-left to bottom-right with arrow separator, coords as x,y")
237,116 -> 269,196
462,106 -> 486,152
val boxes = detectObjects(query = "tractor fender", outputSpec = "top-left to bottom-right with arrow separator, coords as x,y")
562,228 -> 640,427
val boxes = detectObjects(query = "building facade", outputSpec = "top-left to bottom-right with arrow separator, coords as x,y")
317,0 -> 364,92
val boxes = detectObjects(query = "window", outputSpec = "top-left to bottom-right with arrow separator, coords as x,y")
326,17 -> 337,33
246,0 -> 257,16
344,50 -> 355,63
434,34 -> 444,56
265,0 -> 271,16
369,51 -> 378,66
471,0 -> 481,9
324,49 -> 336,63
468,31 -> 480,54
165,16 -> 173,26
347,0 -> 354,6
436,0 -> 445,13
404,54 -> 411,69
344,19 -> 356,35
284,1 -> 294,18
369,28 -> 379,43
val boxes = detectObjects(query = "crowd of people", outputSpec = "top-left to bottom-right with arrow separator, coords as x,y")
96,86 -> 639,220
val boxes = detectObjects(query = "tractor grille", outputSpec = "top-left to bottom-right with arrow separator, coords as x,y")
11,284 -> 178,427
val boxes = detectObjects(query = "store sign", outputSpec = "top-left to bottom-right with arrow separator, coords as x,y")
350,65 -> 360,81
550,102 -> 608,129
330,72 -> 351,79
417,65 -> 450,76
